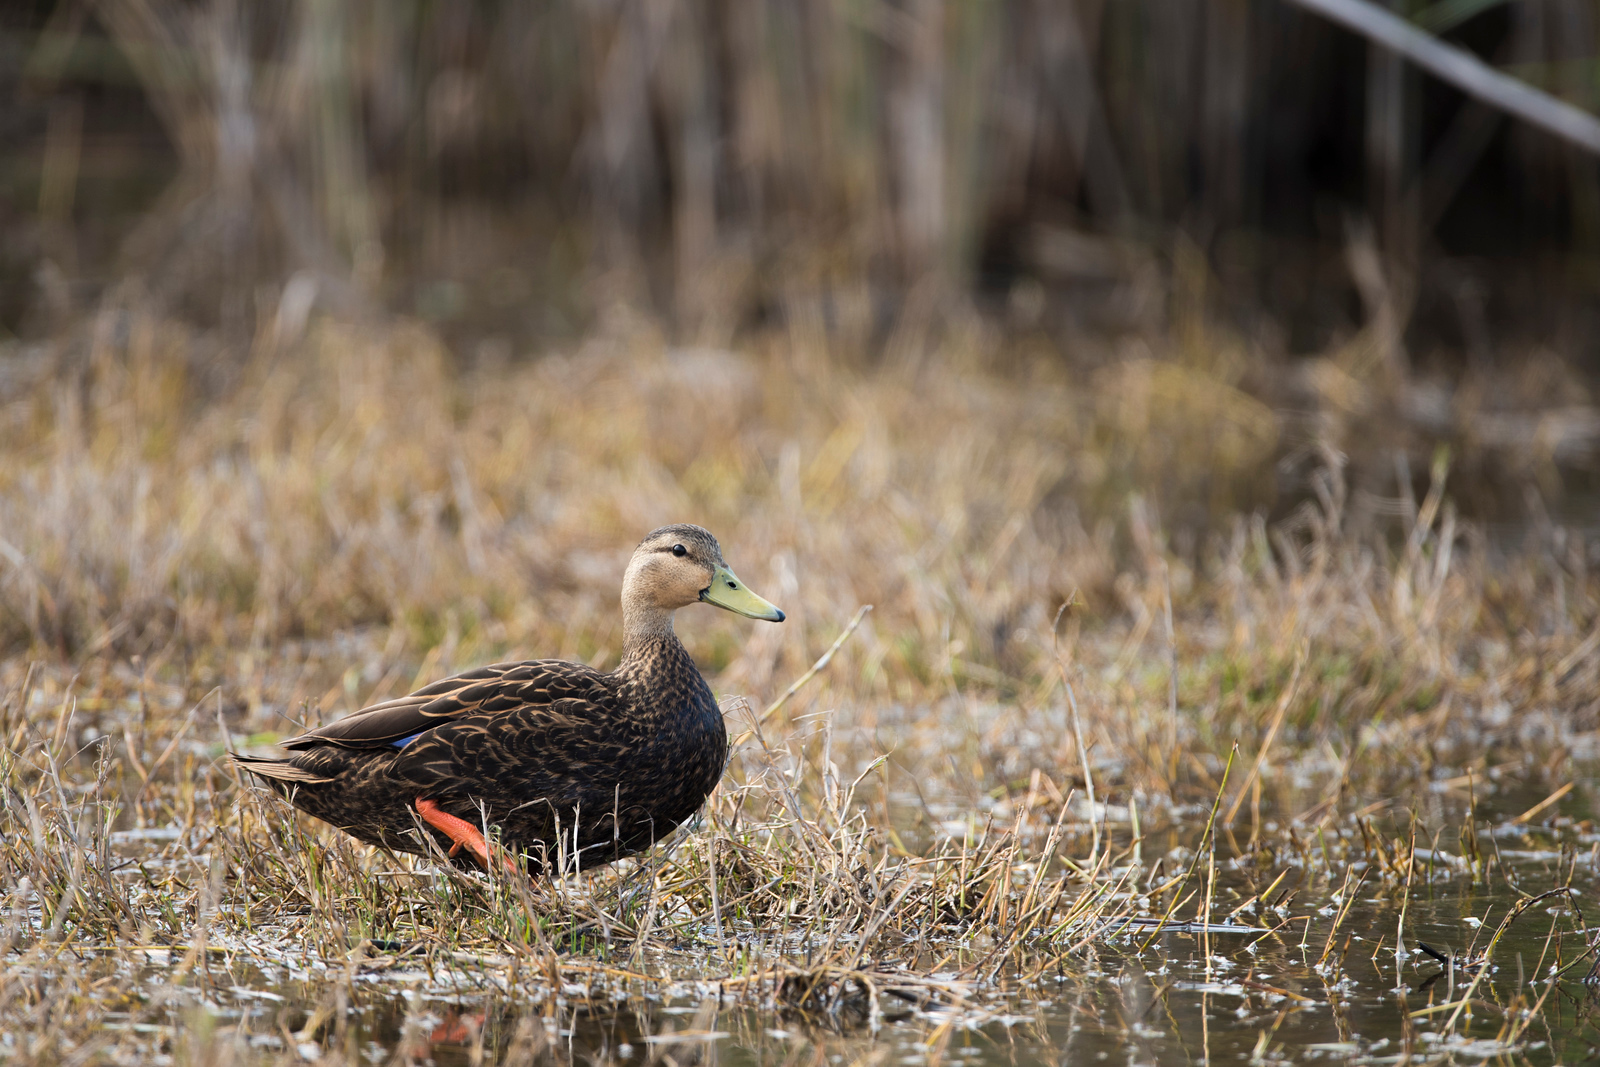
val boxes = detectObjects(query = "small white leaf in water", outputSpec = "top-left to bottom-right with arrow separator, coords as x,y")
1464,916 -> 1482,928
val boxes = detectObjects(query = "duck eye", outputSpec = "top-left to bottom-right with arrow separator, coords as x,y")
672,544 -> 687,557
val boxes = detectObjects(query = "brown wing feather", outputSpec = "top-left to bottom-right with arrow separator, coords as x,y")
281,660 -> 617,750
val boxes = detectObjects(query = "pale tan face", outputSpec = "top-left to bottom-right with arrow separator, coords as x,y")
622,527 -> 724,611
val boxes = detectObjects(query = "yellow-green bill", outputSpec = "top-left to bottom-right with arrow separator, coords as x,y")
700,565 -> 785,621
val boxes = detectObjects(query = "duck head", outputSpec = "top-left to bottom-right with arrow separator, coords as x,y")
621,524 -> 785,641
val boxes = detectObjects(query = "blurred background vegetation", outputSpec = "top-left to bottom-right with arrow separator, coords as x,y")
1,0 -> 1599,631
8,10 -> 1600,1062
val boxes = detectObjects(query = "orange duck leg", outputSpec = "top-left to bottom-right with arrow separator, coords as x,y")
415,798 -> 493,869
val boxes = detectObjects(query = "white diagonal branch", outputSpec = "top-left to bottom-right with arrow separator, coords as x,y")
1285,0 -> 1600,155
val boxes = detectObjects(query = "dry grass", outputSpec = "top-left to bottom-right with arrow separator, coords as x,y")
2,308 -> 1599,1063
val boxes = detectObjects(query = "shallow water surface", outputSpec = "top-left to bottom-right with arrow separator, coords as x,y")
80,778 -> 1599,1067
327,878 -> 1596,1065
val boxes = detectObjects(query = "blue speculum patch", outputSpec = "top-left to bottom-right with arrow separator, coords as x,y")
393,733 -> 424,748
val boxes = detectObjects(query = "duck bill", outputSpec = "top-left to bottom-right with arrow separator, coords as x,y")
700,565 -> 786,621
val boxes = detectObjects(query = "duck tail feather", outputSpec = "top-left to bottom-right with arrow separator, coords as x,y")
230,753 -> 334,785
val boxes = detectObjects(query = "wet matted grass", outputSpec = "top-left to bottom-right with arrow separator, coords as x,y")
4,317 -> 1600,1064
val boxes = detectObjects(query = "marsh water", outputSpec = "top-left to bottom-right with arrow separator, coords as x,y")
82,779 -> 1600,1067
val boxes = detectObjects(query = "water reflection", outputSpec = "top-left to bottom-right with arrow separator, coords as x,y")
213,865 -> 1592,1066
72,781 -> 1600,1065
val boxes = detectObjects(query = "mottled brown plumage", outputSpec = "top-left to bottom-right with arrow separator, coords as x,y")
231,525 -> 785,873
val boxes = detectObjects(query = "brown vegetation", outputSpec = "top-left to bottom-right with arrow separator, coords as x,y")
1,308 -> 1598,1062
6,2 -> 1600,1059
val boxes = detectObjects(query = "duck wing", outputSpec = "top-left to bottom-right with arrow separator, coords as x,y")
281,660 -> 618,751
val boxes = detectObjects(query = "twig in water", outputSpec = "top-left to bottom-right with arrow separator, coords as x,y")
1395,817 -> 1417,990
1140,745 -> 1237,953
1317,865 -> 1370,968
1507,782 -> 1574,827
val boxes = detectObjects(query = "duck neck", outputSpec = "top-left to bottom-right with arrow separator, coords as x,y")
621,604 -> 678,659
616,611 -> 715,714
618,604 -> 697,684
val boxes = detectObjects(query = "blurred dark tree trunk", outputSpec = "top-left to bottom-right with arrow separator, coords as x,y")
5,0 -> 1600,358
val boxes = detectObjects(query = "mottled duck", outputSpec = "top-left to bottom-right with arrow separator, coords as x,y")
231,524 -> 784,873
